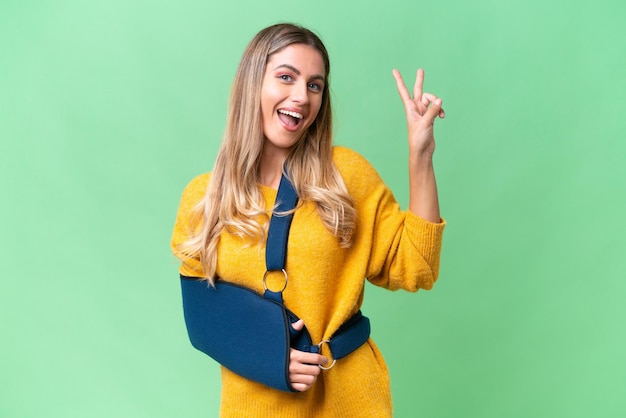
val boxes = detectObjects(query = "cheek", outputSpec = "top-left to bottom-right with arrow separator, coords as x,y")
309,98 -> 324,123
260,89 -> 274,120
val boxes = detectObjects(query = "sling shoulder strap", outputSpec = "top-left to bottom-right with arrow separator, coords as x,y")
265,172 -> 298,272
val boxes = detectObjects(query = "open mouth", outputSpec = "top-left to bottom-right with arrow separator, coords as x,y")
277,109 -> 303,130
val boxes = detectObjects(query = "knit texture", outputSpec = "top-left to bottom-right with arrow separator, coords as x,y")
172,146 -> 445,417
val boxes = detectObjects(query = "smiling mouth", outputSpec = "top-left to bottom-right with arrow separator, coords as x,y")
277,109 -> 303,129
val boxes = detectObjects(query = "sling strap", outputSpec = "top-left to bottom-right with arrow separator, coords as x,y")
263,172 -> 370,366
265,173 -> 299,272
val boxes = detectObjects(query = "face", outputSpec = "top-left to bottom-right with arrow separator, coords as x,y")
260,44 -> 326,156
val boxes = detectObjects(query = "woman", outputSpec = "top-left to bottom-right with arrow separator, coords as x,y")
172,23 -> 446,417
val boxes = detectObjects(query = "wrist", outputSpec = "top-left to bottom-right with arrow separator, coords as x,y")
409,153 -> 434,170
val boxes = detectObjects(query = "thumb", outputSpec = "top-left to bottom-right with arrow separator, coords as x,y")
289,319 -> 305,338
424,98 -> 444,122
291,319 -> 305,331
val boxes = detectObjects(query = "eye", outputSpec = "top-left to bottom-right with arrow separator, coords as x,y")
278,74 -> 293,82
308,82 -> 323,92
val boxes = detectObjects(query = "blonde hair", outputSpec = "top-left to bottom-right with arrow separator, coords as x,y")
179,23 -> 356,282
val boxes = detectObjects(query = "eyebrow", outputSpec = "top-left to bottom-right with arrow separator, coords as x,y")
273,64 -> 325,82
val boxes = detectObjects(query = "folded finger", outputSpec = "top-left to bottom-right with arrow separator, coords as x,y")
290,381 -> 312,392
290,362 -> 322,376
290,373 -> 317,385
291,350 -> 327,365
421,93 -> 438,106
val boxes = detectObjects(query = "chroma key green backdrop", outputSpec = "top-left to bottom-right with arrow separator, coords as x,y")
1,0 -> 625,417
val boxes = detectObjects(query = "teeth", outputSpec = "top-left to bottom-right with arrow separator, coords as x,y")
278,109 -> 303,119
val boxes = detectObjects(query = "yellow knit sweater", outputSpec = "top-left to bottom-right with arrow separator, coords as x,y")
171,146 -> 445,417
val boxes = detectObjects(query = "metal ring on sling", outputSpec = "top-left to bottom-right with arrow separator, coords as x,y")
316,340 -> 337,370
262,269 -> 288,293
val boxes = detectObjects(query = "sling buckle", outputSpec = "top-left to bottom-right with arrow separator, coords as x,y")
317,340 -> 337,370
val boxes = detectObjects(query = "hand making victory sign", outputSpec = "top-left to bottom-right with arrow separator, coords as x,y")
392,68 -> 445,223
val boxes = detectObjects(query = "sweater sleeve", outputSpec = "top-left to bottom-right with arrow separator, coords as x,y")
334,147 -> 446,292
170,173 -> 211,278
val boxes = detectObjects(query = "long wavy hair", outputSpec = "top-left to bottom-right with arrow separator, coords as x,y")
178,23 -> 356,283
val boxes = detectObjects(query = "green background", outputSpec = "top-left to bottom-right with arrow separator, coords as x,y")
1,0 -> 625,417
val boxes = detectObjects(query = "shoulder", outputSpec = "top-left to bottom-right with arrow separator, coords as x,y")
178,172 -> 211,207
332,146 -> 384,187
332,145 -> 369,167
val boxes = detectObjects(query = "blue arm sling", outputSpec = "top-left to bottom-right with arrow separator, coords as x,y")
180,173 -> 370,392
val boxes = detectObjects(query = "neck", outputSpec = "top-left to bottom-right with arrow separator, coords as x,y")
259,147 -> 287,189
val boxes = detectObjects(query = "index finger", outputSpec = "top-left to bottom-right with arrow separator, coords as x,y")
290,349 -> 328,366
413,68 -> 424,101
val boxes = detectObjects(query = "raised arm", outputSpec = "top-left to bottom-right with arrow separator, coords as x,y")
392,68 -> 445,223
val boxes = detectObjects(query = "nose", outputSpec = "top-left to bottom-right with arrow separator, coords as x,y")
290,81 -> 310,105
